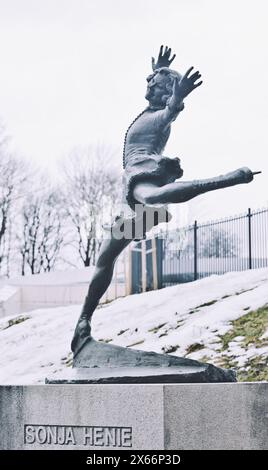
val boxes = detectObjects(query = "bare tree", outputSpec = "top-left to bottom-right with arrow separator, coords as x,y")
200,228 -> 239,258
19,187 -> 64,275
59,145 -> 121,267
0,125 -> 29,276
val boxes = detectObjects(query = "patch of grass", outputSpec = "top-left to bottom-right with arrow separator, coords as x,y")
98,338 -> 113,343
61,352 -> 73,367
220,287 -> 257,300
126,340 -> 144,348
219,305 -> 268,351
148,323 -> 167,333
159,332 -> 168,338
195,300 -> 218,309
199,355 -> 211,364
186,343 -> 205,354
117,328 -> 129,336
101,296 -> 123,306
235,287 -> 256,296
217,353 -> 268,382
175,320 -> 184,329
3,315 -> 30,329
237,356 -> 268,382
162,344 -> 179,354
216,354 -> 239,370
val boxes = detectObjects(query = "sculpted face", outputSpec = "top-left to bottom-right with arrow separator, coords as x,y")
145,68 -> 181,108
145,71 -> 169,107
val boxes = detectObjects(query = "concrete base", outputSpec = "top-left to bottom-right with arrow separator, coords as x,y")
0,383 -> 267,450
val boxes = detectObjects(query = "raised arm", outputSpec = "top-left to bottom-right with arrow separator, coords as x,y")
160,67 -> 203,125
152,45 -> 176,71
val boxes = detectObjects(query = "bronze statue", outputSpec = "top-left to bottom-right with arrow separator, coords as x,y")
71,46 -> 260,361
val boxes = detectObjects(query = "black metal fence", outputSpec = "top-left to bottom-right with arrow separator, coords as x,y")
130,207 -> 268,292
161,207 -> 268,287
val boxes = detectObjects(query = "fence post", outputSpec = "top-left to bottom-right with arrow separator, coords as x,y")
141,240 -> 147,292
151,237 -> 158,290
156,237 -> 163,289
194,220 -> 198,280
248,208 -> 252,269
126,245 -> 132,295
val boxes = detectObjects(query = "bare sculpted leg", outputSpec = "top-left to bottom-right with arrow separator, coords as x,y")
71,233 -> 132,355
133,167 -> 257,206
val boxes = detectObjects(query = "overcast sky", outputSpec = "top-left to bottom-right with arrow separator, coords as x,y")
0,0 -> 267,223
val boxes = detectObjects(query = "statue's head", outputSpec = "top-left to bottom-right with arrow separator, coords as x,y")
145,67 -> 182,109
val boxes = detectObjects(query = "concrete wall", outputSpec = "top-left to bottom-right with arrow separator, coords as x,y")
0,259 -> 127,318
0,382 -> 267,450
0,287 -> 21,318
18,281 -> 126,313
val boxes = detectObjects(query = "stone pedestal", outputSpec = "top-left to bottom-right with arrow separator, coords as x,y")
0,383 -> 267,450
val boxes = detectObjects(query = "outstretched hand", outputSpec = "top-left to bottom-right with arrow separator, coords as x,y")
175,67 -> 203,99
152,45 -> 176,71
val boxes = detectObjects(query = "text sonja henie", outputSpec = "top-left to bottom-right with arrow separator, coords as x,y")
24,424 -> 132,447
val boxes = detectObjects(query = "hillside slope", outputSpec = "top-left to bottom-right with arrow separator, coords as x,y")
0,268 -> 267,384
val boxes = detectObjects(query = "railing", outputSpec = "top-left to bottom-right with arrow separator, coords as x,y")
129,207 -> 268,292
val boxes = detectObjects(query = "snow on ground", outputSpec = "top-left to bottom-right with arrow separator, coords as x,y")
0,285 -> 19,302
0,268 -> 267,384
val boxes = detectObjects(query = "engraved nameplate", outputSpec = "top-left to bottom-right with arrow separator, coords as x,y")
24,424 -> 132,447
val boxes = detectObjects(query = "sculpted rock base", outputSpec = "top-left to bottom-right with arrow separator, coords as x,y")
59,338 -> 238,384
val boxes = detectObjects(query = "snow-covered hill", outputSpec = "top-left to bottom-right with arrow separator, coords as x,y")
0,268 -> 267,384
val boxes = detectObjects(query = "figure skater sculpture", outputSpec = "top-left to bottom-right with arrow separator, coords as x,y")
71,46 -> 260,375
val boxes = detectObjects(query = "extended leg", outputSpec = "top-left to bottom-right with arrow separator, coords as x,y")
133,167 -> 255,206
71,234 -> 132,356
